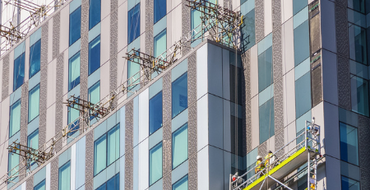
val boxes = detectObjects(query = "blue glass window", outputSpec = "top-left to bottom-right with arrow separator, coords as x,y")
295,72 -> 311,118
259,98 -> 274,144
172,175 -> 188,190
294,20 -> 309,66
128,4 -> 140,44
88,82 -> 100,120
29,40 -> 41,78
149,91 -> 163,135
28,129 -> 39,167
258,47 -> 273,92
340,122 -> 359,165
349,25 -> 367,65
172,73 -> 188,118
10,100 -> 21,137
350,75 -> 369,116
89,0 -> 101,29
96,173 -> 119,190
191,9 -> 201,41
58,161 -> 71,190
8,148 -> 19,181
68,52 -> 80,91
13,53 -> 25,91
172,124 -> 188,169
34,179 -> 45,190
88,36 -> 100,75
293,0 -> 307,15
348,0 -> 365,13
69,7 -> 81,46
29,84 -> 40,122
154,0 -> 166,23
68,97 -> 79,137
149,142 -> 162,185
341,176 -> 360,190
94,124 -> 120,175
154,30 -> 167,59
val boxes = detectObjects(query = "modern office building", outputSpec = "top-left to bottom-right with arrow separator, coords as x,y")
0,0 -> 369,190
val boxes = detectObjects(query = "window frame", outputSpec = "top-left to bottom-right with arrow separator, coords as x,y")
28,84 -> 40,123
341,175 -> 360,190
9,100 -> 21,137
149,91 -> 163,135
29,39 -> 41,78
128,3 -> 141,44
171,72 -> 188,118
13,52 -> 25,91
69,6 -> 82,46
58,161 -> 71,190
89,0 -> 101,29
88,35 -> 101,75
149,142 -> 163,186
34,179 -> 46,190
154,29 -> 167,59
339,122 -> 359,165
94,124 -> 120,176
172,123 -> 188,169
172,174 -> 188,190
68,52 -> 81,91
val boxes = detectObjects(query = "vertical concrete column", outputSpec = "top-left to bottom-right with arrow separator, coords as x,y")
50,157 -> 59,190
110,0 -> 118,109
80,0 -> 89,102
188,53 -> 197,190
85,131 -> 94,190
55,53 -> 64,151
181,0 -> 191,54
242,50 -> 252,153
272,0 -> 284,155
145,0 -> 153,54
52,12 -> 60,60
1,55 -> 9,101
19,81 -> 29,180
26,176 -> 33,190
125,101 -> 134,190
39,22 -> 49,146
162,72 -> 172,190
335,1 -> 350,110
255,0 -> 264,42
358,115 -> 370,189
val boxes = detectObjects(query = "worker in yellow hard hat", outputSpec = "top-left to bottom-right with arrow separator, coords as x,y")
255,155 -> 265,177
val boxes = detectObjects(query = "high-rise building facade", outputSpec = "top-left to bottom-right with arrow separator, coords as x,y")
0,0 -> 369,190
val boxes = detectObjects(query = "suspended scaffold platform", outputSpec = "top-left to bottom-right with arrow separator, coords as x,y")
230,119 -> 322,190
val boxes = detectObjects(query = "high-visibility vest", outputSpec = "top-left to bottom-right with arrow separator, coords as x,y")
265,153 -> 273,165
256,160 -> 265,170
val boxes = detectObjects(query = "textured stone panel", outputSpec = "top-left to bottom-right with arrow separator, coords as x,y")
85,131 -> 94,190
188,53 -> 197,106
182,0 -> 191,55
50,157 -> 59,190
145,0 -> 153,54
52,12 -> 60,60
163,72 -> 172,125
26,176 -> 33,190
19,81 -> 29,180
337,56 -> 351,110
272,0 -> 281,30
272,28 -> 284,153
162,72 -> 172,188
110,0 -> 119,109
188,154 -> 197,190
39,22 -> 49,146
125,101 -> 134,190
335,3 -> 348,58
55,53 -> 64,152
80,0 -> 89,104
2,54 -> 9,101
242,50 -> 252,153
274,130 -> 284,158
255,0 -> 264,43
358,115 -> 370,189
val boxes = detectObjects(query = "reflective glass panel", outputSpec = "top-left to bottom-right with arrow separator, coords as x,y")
340,122 -> 359,165
128,4 -> 140,44
172,73 -> 188,118
10,100 -> 21,137
107,173 -> 120,190
350,75 -> 369,116
349,24 -> 367,65
68,52 -> 80,91
14,53 -> 25,91
94,135 -> 106,175
89,0 -> 101,29
149,91 -> 163,135
69,7 -> 81,46
172,175 -> 188,190
295,72 -> 312,118
172,124 -> 188,169
259,97 -> 274,144
154,30 -> 167,59
107,125 -> 120,165
29,84 -> 40,122
258,47 -> 273,92
88,36 -> 101,75
149,142 -> 162,185
29,40 -> 41,78
34,179 -> 45,190
294,20 -> 309,66
154,0 -> 166,23
58,161 -> 71,190
342,176 -> 360,190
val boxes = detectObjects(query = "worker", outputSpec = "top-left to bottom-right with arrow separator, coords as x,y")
255,155 -> 265,177
265,150 -> 276,170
